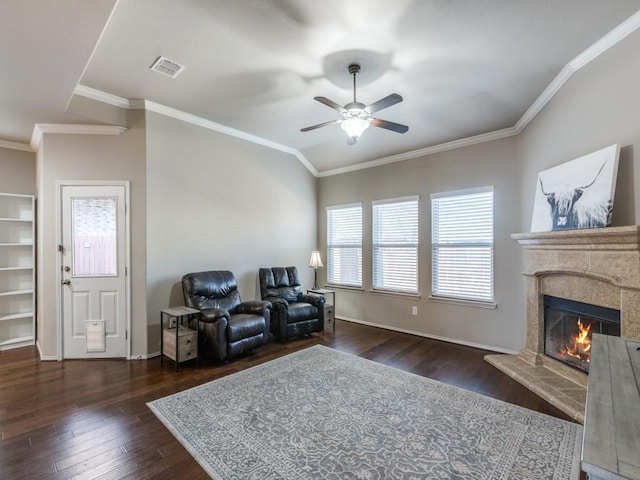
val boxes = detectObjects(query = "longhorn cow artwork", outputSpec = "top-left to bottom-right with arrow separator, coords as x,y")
531,144 -> 620,232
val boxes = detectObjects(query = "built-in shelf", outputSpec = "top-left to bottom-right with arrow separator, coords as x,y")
0,311 -> 34,322
0,193 -> 35,351
0,334 -> 34,346
0,289 -> 33,297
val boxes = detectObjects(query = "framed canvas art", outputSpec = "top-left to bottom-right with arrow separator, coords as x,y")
531,144 -> 620,232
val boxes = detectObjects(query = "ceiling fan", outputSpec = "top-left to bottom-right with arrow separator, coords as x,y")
301,63 -> 409,145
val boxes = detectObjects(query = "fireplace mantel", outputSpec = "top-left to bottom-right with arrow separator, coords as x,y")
486,225 -> 640,423
512,225 -> 640,250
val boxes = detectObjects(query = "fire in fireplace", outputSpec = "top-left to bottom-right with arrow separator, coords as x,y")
543,295 -> 620,373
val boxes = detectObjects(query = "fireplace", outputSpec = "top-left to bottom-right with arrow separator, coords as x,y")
485,226 -> 640,423
543,295 -> 620,373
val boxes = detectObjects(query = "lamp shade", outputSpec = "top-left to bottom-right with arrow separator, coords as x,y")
340,117 -> 369,141
309,251 -> 324,269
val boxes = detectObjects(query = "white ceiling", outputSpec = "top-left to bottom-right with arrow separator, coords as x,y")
2,0 -> 640,173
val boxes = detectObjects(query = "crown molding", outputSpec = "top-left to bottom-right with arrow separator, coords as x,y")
30,124 -> 128,151
142,100 -> 318,175
570,9 -> 640,71
72,84 -> 131,109
69,10 -> 640,178
0,139 -> 33,152
317,127 -> 518,177
514,10 -> 640,134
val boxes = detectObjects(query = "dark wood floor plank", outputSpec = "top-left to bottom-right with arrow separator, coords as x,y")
0,319 -> 575,479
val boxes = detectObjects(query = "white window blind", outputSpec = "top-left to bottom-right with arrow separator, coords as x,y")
373,197 -> 419,293
431,187 -> 494,303
327,203 -> 362,287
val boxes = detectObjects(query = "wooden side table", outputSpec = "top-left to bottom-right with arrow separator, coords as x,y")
308,288 -> 336,334
160,306 -> 200,371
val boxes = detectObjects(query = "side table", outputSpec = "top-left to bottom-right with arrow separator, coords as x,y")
160,306 -> 200,371
308,288 -> 336,334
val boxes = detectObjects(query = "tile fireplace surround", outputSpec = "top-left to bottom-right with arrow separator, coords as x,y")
485,225 -> 640,423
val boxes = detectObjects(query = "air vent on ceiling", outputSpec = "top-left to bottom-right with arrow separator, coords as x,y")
150,56 -> 185,78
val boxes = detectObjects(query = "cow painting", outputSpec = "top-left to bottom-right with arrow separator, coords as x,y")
539,161 -> 610,230
531,145 -> 620,232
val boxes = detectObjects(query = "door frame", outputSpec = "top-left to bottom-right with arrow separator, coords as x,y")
56,180 -> 132,360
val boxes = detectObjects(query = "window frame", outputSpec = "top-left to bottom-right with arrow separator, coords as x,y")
430,186 -> 495,308
326,202 -> 363,288
372,195 -> 419,295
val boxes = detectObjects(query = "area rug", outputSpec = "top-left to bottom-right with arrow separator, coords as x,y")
147,345 -> 582,480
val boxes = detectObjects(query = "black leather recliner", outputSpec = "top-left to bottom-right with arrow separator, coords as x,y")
259,266 -> 324,341
182,270 -> 271,361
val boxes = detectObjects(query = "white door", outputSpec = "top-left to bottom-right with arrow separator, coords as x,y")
61,185 -> 127,358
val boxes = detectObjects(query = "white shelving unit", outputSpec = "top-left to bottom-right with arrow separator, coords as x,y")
0,193 -> 35,350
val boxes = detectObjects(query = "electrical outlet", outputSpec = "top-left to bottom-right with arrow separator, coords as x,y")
412,306 -> 418,316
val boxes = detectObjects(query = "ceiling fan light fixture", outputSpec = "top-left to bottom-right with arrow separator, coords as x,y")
301,62 -> 408,142
340,117 -> 369,143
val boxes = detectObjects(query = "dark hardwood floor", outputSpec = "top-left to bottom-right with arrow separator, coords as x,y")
1,320 -> 575,479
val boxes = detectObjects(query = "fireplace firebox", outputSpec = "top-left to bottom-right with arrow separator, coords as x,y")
543,295 -> 620,373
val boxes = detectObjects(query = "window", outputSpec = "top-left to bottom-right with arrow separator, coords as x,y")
327,203 -> 362,287
431,187 -> 494,304
372,196 -> 419,294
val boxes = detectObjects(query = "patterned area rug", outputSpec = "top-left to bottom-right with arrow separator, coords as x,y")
148,345 -> 582,480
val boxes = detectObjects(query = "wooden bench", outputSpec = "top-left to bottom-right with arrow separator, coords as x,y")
581,334 -> 640,479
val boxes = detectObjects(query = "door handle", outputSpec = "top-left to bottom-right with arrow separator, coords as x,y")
62,279 -> 71,285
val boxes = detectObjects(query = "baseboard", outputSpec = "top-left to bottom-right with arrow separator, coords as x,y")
131,352 -> 160,360
337,316 -> 518,355
36,341 -> 59,361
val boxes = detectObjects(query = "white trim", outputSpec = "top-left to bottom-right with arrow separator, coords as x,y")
0,139 -> 33,152
325,201 -> 362,211
430,185 -> 494,200
72,84 -> 131,109
514,11 -> 640,133
65,0 -> 122,112
64,11 -> 640,177
318,128 -> 518,177
37,341 -> 58,361
372,194 -> 419,206
56,180 -> 132,360
31,124 -> 127,151
570,10 -> 640,71
514,65 -> 575,132
337,316 -> 518,354
143,100 -> 319,176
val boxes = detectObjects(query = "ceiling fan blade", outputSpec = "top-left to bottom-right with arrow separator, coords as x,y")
300,119 -> 342,132
365,93 -> 403,114
314,96 -> 347,114
370,118 -> 409,134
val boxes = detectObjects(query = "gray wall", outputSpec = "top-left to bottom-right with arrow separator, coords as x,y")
36,111 -> 147,358
317,27 -> 640,354
318,136 -> 523,352
0,147 -> 36,194
145,112 -> 318,355
519,28 -> 640,230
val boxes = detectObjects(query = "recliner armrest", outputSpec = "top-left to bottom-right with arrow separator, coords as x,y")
264,296 -> 289,310
297,293 -> 325,308
199,307 -> 230,323
234,300 -> 271,317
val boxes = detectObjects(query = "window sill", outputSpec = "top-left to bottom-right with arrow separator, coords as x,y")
370,289 -> 420,299
429,295 -> 497,309
324,284 -> 364,293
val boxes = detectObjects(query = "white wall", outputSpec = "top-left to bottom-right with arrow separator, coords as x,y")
145,112 -> 318,355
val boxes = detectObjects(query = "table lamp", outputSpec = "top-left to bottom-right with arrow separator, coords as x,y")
309,251 -> 323,289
